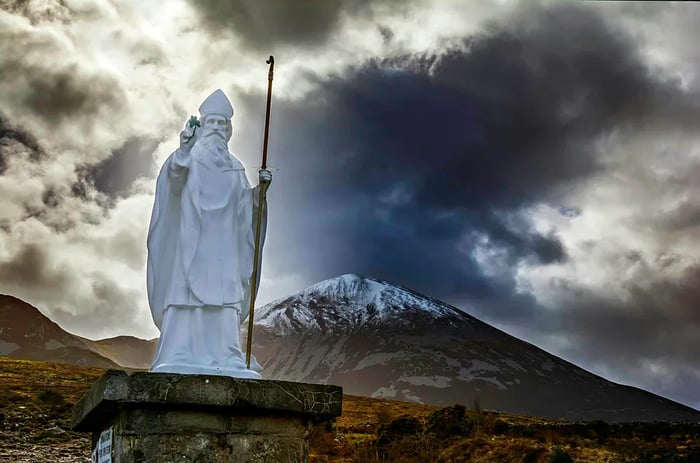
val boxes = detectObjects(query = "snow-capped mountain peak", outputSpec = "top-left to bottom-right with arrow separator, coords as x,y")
301,273 -> 386,302
255,273 -> 468,334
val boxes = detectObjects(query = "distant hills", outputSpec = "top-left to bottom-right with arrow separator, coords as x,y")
0,295 -> 155,369
2,274 -> 699,422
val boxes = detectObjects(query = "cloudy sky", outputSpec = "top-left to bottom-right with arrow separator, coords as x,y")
1,0 -> 699,409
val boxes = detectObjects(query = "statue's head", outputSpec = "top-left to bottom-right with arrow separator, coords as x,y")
198,89 -> 233,143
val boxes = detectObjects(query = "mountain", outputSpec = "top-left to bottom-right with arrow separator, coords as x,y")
0,295 -> 155,369
250,274 -> 700,422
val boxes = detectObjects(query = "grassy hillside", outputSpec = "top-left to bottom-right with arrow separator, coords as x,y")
0,357 -> 697,462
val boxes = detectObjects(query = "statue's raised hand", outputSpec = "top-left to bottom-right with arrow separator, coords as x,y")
179,116 -> 200,153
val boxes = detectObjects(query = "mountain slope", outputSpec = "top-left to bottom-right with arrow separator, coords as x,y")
0,295 -> 154,369
251,274 -> 700,422
84,335 -> 157,369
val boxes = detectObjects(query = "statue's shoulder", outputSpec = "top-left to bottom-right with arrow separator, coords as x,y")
228,154 -> 245,171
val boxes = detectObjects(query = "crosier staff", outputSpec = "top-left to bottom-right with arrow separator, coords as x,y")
246,56 -> 275,369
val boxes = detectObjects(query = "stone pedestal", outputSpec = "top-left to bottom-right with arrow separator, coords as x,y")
71,370 -> 342,463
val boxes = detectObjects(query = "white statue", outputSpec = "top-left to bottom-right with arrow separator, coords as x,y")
146,89 -> 271,378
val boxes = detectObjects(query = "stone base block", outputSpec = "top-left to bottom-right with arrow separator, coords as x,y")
71,370 -> 342,463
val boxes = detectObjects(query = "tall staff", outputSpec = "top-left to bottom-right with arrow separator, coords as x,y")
246,56 -> 275,369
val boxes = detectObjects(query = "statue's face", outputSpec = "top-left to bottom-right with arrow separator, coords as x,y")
201,115 -> 232,142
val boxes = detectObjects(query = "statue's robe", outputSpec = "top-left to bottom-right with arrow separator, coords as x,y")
146,142 -> 265,378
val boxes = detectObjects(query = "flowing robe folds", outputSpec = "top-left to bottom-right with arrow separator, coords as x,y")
146,144 -> 266,378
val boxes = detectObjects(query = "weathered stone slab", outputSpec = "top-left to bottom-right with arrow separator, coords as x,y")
71,370 -> 343,462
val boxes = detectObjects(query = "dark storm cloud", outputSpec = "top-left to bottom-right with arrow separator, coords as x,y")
0,0 -> 72,24
661,199 -> 700,232
190,0 -> 410,50
0,28 -> 125,127
21,68 -> 123,124
655,162 -> 700,231
41,186 -> 61,208
550,262 -> 700,407
235,7 -> 700,410
560,266 -> 700,353
69,136 -> 159,208
75,136 -> 160,198
0,243 -> 145,336
0,243 -> 73,292
70,169 -> 91,201
0,113 -> 45,173
49,273 -> 145,337
244,4 -> 698,304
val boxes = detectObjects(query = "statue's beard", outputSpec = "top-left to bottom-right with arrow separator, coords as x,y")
194,131 -> 229,157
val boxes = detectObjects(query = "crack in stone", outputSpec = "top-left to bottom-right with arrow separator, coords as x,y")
269,382 -> 340,414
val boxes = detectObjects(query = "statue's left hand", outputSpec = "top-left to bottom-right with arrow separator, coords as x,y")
259,169 -> 272,187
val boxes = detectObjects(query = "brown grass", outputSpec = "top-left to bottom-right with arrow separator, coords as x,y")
1,357 -> 698,462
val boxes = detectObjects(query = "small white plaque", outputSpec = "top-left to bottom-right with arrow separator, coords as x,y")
93,427 -> 112,463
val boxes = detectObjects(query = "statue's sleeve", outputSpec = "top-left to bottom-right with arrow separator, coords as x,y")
147,151 -> 184,329
168,148 -> 191,187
